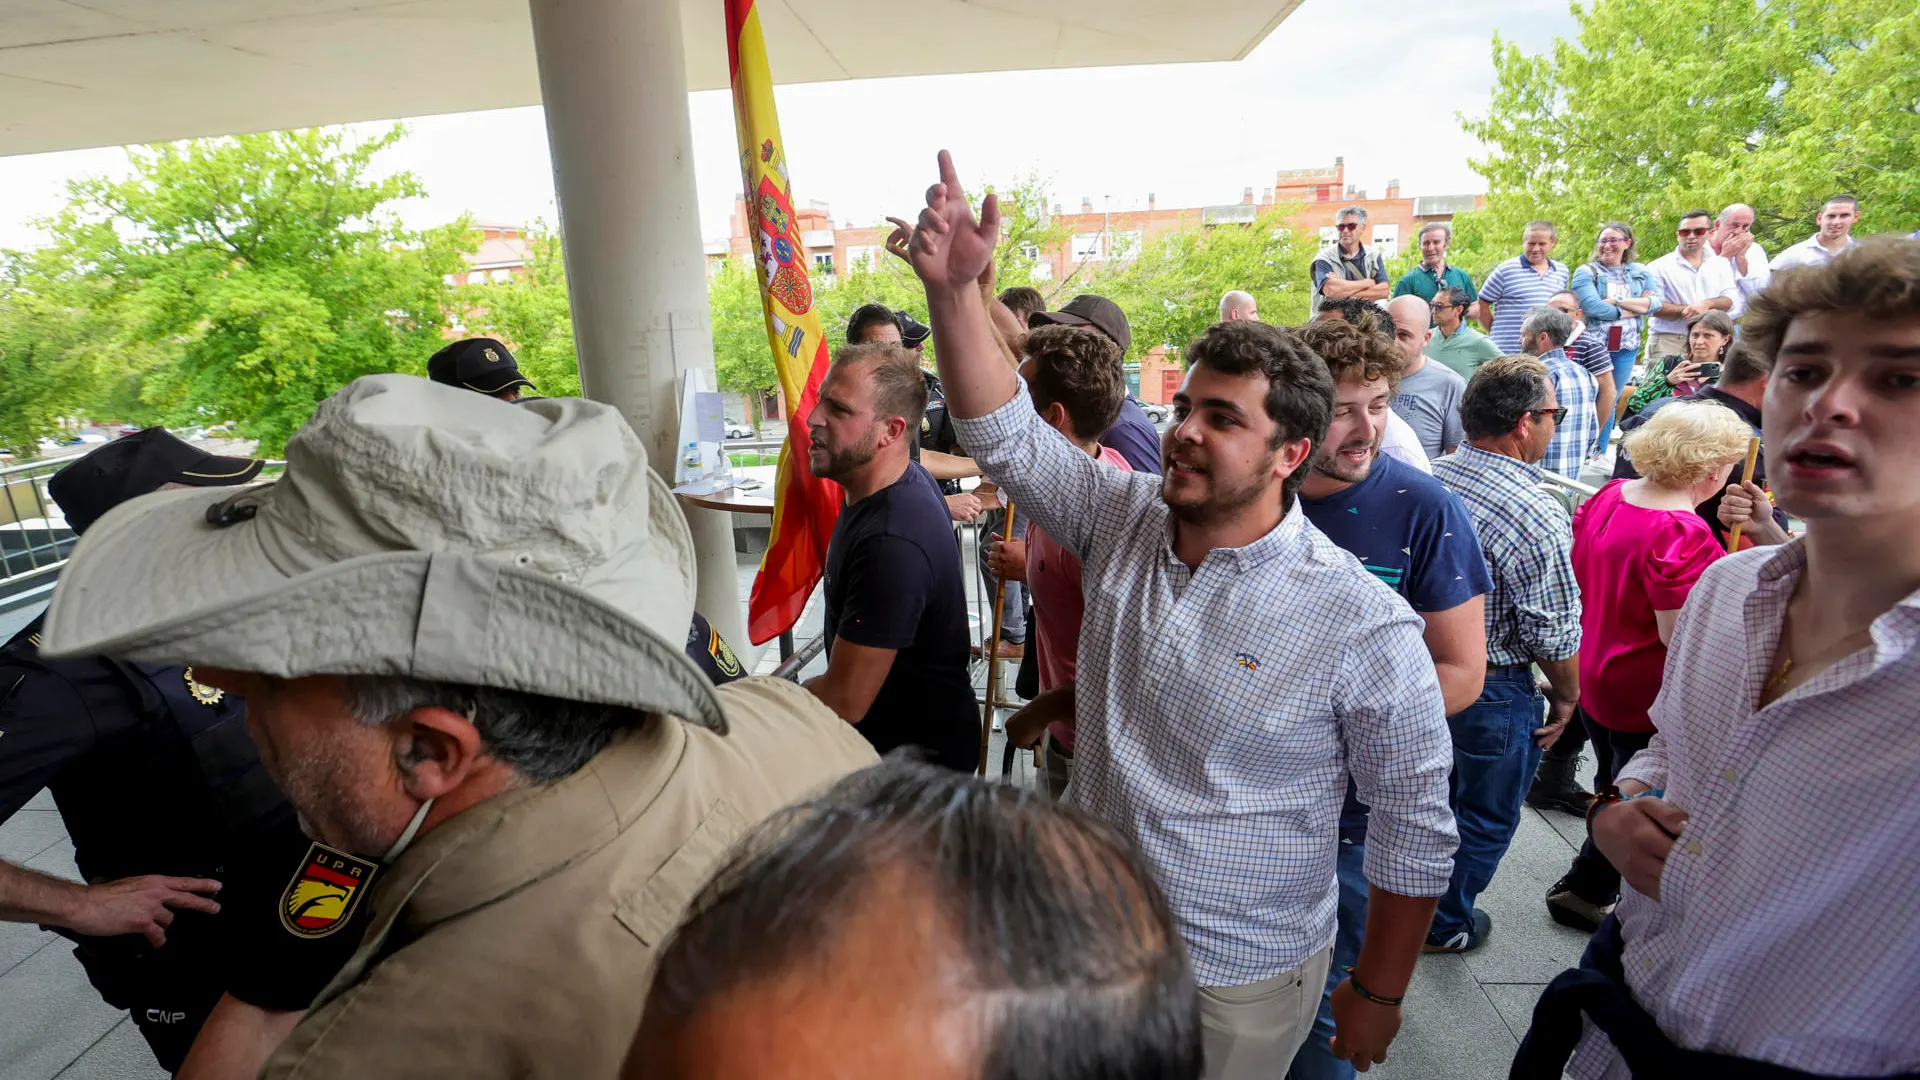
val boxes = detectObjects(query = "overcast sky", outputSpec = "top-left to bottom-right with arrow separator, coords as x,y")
0,0 -> 1574,252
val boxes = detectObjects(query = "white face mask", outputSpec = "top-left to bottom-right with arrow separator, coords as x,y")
382,797 -> 436,864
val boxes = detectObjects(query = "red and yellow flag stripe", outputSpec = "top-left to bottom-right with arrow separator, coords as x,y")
728,0 -> 842,644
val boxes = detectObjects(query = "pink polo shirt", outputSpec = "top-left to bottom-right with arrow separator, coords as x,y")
1571,479 -> 1724,733
1025,445 -> 1131,751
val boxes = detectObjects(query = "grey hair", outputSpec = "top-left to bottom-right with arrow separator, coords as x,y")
1521,304 -> 1574,349
642,760 -> 1202,1080
1219,290 -> 1256,320
1717,203 -> 1755,222
1338,205 -> 1368,224
1523,219 -> 1558,240
1418,222 -> 1451,242
341,675 -> 648,784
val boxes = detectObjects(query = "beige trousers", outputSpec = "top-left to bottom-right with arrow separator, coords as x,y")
1199,946 -> 1333,1080
1648,331 -> 1688,361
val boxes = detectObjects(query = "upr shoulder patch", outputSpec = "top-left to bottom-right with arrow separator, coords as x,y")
280,842 -> 377,938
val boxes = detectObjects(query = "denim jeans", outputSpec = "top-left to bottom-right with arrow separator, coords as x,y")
1594,346 -> 1638,455
1434,666 -> 1545,937
1286,839 -> 1367,1080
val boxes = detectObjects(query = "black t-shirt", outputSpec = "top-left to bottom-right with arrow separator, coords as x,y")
823,462 -> 978,771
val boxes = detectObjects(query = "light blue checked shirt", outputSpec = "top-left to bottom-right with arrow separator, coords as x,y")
1431,445 -> 1582,667
954,387 -> 1458,986
1539,347 -> 1599,480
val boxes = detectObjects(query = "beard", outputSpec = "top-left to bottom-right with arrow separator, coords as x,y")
1162,446 -> 1281,526
808,428 -> 878,483
1312,435 -> 1380,485
256,723 -> 402,858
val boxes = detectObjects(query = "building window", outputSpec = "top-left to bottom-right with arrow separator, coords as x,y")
1029,261 -> 1053,283
844,245 -> 880,271
1372,224 -> 1399,259
490,268 -> 514,283
1072,233 -> 1105,262
813,252 -> 834,275
1319,226 -> 1339,244
1316,185 -> 1331,201
1111,230 -> 1143,262
469,272 -> 490,286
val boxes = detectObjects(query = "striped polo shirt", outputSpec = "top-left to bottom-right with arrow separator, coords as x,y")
1480,256 -> 1570,353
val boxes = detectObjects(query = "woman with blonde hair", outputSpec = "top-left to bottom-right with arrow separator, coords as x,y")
1544,400 -> 1754,932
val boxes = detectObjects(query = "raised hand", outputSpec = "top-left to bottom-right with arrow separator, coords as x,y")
908,151 -> 1001,294
883,217 -> 914,263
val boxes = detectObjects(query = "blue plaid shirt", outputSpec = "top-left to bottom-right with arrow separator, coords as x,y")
953,385 -> 1458,986
1539,347 -> 1599,479
1432,445 -> 1582,667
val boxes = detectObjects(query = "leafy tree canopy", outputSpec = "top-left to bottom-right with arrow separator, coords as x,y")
1450,0 -> 1918,277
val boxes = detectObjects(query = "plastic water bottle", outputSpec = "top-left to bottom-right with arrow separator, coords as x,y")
683,441 -> 701,469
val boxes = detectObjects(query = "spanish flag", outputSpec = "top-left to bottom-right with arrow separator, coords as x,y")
729,0 -> 842,644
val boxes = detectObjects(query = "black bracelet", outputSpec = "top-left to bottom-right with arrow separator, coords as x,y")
1344,967 -> 1404,1007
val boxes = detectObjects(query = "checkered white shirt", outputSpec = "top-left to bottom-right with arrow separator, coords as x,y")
953,387 -> 1458,986
1570,541 -> 1920,1077
1540,348 -> 1599,480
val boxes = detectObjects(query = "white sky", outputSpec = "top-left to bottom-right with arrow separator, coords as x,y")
0,0 -> 1574,252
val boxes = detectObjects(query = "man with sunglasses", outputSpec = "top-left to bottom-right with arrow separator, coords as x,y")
1430,356 -> 1582,956
1428,286 -> 1503,379
1310,207 -> 1391,314
1648,210 -> 1739,363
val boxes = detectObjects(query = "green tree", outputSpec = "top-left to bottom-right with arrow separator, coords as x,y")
457,227 -> 580,397
1098,205 -> 1318,358
1455,0 -> 1919,275
27,126 -> 470,454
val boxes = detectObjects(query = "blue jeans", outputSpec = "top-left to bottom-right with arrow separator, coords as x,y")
1286,839 -> 1367,1080
1433,666 -> 1545,937
1594,346 -> 1637,454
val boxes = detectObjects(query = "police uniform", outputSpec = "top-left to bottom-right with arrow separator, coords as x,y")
0,616 -> 375,1070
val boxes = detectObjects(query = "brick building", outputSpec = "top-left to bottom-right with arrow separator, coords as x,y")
712,158 -> 1480,403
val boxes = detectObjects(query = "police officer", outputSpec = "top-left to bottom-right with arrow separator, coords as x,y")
0,430 -> 374,1075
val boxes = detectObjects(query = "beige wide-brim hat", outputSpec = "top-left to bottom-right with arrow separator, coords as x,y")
40,374 -> 726,732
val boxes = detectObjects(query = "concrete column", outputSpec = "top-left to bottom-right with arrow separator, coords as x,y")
528,0 -> 749,657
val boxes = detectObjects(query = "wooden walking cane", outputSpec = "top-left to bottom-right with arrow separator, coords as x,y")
978,500 -> 1015,777
1725,437 -> 1763,554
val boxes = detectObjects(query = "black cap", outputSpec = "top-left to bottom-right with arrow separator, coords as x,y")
1028,294 -> 1131,355
49,429 -> 265,535
426,337 -> 535,397
895,311 -> 931,349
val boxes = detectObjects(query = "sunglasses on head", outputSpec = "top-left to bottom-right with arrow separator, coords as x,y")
1336,222 -> 1360,232
1677,227 -> 1709,237
1531,407 -> 1569,424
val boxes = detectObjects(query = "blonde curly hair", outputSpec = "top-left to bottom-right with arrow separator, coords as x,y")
1621,401 -> 1754,489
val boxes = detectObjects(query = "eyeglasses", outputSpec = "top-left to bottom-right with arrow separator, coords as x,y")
1677,227 -> 1710,237
1431,302 -> 1455,312
1336,222 -> 1360,232
1596,237 -> 1627,246
1530,407 -> 1569,424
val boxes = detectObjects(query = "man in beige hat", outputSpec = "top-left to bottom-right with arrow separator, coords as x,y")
37,374 -> 879,1078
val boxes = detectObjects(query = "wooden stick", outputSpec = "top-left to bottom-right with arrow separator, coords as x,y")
978,500 -> 1015,777
1726,437 -> 1763,553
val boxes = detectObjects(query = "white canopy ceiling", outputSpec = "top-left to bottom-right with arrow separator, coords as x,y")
0,0 -> 1304,157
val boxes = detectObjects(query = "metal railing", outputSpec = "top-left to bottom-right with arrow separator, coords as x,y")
1537,471 -> 1599,520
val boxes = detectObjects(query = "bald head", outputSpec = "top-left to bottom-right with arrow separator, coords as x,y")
1387,295 -> 1432,368
1219,290 -> 1258,323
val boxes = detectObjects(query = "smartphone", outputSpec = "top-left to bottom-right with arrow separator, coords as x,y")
1607,324 -> 1623,351
1695,362 -> 1722,382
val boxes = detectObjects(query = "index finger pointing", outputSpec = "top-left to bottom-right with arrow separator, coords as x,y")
938,149 -> 962,202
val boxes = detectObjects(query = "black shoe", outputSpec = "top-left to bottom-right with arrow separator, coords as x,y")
1423,908 -> 1492,953
1544,877 -> 1613,934
1527,753 -> 1595,816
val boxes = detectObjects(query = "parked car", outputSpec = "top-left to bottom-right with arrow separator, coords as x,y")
724,420 -> 754,440
1137,401 -> 1169,424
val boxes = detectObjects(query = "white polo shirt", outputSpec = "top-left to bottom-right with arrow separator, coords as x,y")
1769,234 -> 1858,272
1648,249 -> 1739,335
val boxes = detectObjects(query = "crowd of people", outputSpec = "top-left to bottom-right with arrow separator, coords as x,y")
0,148 -> 1914,1080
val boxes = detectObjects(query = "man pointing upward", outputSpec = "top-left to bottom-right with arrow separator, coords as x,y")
907,151 -> 1458,1079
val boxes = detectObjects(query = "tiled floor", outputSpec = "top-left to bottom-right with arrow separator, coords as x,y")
1,537 -> 1599,1079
